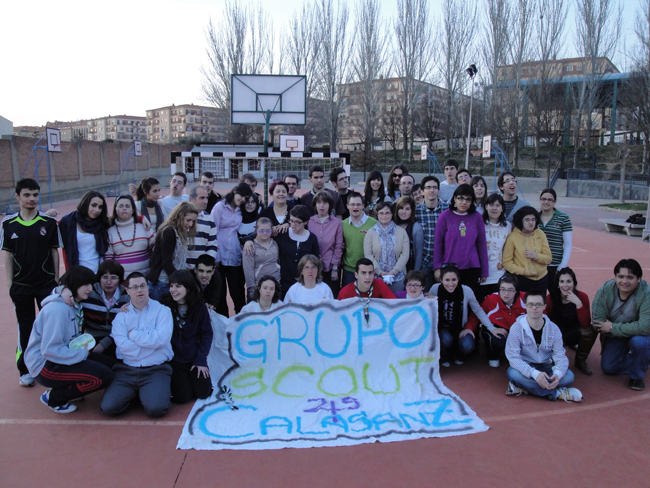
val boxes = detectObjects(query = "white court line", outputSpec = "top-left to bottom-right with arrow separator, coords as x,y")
0,419 -> 185,426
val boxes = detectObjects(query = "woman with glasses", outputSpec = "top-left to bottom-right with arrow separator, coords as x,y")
147,201 -> 199,302
433,184 -> 488,296
478,193 -> 512,302
502,206 -> 552,293
105,195 -> 155,276
386,164 -> 408,201
308,191 -> 344,296
364,201 -> 410,294
363,170 -> 390,217
59,190 -> 111,272
466,273 -> 527,368
275,205 -> 320,298
242,217 -> 281,302
429,264 -> 492,367
395,270 -> 427,299
285,255 -> 334,304
538,188 -> 573,291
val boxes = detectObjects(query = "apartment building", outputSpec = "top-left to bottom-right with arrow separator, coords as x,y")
146,103 -> 228,143
87,115 -> 147,142
497,56 -> 620,81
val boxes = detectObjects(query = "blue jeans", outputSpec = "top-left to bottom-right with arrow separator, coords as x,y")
148,280 -> 169,302
507,364 -> 575,401
601,335 -> 650,381
439,328 -> 475,361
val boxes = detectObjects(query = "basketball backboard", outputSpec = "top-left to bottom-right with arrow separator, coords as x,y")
134,140 -> 142,156
46,128 -> 61,153
231,75 -> 306,125
280,135 -> 305,152
482,135 -> 492,159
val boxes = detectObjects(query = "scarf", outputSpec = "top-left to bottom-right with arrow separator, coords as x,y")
436,282 -> 464,335
374,221 -> 403,281
60,210 -> 108,266
140,198 -> 165,231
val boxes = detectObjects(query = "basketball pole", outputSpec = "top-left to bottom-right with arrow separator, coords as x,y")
263,110 -> 271,152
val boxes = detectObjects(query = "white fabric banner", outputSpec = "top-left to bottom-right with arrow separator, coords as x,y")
177,298 -> 488,450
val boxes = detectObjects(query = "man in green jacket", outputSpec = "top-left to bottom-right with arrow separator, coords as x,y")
593,259 -> 650,391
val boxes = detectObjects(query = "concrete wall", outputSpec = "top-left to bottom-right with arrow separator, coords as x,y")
567,179 -> 649,200
0,136 -> 191,210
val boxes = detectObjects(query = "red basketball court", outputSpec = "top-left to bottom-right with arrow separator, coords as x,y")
1,190 -> 649,487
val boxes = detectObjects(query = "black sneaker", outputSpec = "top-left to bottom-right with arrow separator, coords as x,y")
629,378 -> 645,391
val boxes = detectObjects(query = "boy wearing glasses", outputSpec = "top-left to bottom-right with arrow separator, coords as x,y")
505,289 -> 582,402
466,274 -> 526,368
101,272 -> 174,418
498,171 -> 529,222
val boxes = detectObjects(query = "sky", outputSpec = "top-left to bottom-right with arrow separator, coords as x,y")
0,0 -> 639,127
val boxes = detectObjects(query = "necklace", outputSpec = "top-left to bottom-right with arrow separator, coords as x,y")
259,301 -> 271,311
115,220 -> 137,247
355,281 -> 374,326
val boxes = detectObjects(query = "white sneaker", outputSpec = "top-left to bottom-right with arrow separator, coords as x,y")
40,389 -> 77,414
556,387 -> 583,402
19,374 -> 35,387
505,381 -> 527,396
441,361 -> 451,368
454,359 -> 464,365
488,359 -> 500,368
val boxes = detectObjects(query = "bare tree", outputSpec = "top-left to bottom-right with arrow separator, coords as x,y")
413,90 -> 445,151
437,0 -> 478,156
200,0 -> 276,142
393,0 -> 435,160
314,0 -> 352,150
350,0 -> 391,161
572,0 -> 622,167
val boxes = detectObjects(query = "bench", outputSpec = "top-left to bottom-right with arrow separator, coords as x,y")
599,218 -> 646,237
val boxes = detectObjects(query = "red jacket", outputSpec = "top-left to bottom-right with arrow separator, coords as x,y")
338,278 -> 396,300
465,291 -> 527,333
545,290 -> 591,329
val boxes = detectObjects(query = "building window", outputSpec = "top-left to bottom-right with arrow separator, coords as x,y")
577,64 -> 582,71
567,65 -> 573,72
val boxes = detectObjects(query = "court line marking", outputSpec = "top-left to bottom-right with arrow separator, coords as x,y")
484,393 -> 650,422
1,394 -> 649,427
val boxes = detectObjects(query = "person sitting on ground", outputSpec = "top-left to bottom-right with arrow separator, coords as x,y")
505,288 -> 582,402
193,253 -> 222,311
502,206 -> 552,293
395,270 -> 427,299
240,275 -> 283,313
162,270 -> 213,404
466,273 -> 526,368
498,171 -> 530,222
82,261 -> 131,366
429,264 -> 492,367
285,255 -> 334,304
160,172 -> 190,215
24,265 -> 114,414
101,272 -> 174,418
338,258 -> 397,300
242,217 -> 281,302
592,258 -> 650,391
546,267 -> 591,354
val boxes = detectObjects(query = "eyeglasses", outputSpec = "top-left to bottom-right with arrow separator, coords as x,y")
526,303 -> 544,309
128,283 -> 148,291
502,178 -> 517,184
423,185 -> 438,190
393,173 -> 403,178
455,196 -> 473,203
257,228 -> 273,234
348,203 -> 364,208
540,197 -> 555,203
289,219 -> 305,225
406,283 -> 423,288
499,288 -> 516,293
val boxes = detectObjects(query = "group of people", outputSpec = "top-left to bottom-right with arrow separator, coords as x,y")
2,160 -> 648,416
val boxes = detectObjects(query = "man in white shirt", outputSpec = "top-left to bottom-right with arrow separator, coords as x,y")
101,272 -> 174,418
161,172 -> 190,215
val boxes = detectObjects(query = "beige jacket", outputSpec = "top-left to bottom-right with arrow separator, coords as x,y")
363,224 -> 410,277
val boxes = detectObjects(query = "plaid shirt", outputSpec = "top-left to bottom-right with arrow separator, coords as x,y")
416,200 -> 449,269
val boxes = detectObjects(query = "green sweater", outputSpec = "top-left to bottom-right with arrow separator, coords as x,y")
342,217 -> 377,272
592,279 -> 650,337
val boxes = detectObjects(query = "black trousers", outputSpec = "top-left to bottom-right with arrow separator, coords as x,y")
218,265 -> 246,316
36,359 -> 114,407
170,360 -> 213,404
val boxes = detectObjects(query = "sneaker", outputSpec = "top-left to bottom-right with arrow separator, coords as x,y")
40,390 -> 77,414
629,378 -> 645,391
454,359 -> 464,365
441,361 -> 451,368
556,387 -> 583,402
488,359 -> 500,368
19,374 -> 35,387
505,381 -> 526,396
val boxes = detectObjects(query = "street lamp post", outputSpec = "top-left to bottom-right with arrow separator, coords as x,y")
464,64 -> 478,170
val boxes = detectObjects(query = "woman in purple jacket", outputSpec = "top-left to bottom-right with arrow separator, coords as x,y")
308,191 -> 344,296
433,184 -> 488,296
